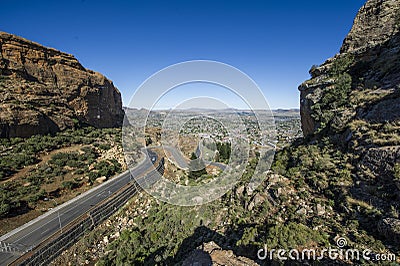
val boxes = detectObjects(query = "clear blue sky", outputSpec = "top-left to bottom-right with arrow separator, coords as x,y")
0,0 -> 365,109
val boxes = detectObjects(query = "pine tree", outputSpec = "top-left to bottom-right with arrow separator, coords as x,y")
188,152 -> 207,179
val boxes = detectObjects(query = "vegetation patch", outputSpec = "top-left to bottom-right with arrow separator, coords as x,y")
0,127 -> 131,234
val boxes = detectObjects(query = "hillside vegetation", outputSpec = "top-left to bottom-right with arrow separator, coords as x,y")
0,127 -> 133,234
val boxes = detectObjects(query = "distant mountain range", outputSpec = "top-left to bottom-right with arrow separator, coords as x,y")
123,106 -> 299,113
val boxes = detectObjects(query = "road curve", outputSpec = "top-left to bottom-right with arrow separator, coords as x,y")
0,146 -> 225,265
162,145 -> 190,169
162,145 -> 227,171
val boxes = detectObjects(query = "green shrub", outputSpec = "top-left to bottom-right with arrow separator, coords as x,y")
264,222 -> 329,250
311,55 -> 354,134
0,197 -> 11,217
98,143 -> 111,150
394,163 -> 400,181
88,171 -> 100,183
188,153 -> 207,180
309,64 -> 319,78
216,142 -> 231,162
62,181 -> 79,190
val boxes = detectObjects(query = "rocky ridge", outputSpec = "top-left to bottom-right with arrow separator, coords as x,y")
299,0 -> 400,137
0,32 -> 124,138
299,0 -> 400,244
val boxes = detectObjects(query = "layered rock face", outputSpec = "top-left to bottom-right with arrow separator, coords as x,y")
0,32 -> 124,138
299,0 -> 400,137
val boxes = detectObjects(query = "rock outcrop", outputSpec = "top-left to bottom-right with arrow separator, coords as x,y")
0,32 -> 124,138
299,0 -> 400,244
182,242 -> 259,266
341,0 -> 400,54
299,0 -> 400,137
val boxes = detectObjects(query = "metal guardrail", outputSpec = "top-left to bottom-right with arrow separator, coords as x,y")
10,158 -> 165,266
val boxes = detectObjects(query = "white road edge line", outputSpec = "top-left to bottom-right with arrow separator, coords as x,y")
0,150 -> 148,243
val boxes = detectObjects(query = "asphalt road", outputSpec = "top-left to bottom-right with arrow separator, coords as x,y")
164,145 -> 227,171
163,145 -> 189,169
0,150 -> 157,266
0,146 -> 225,265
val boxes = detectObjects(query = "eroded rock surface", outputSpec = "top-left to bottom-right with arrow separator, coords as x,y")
0,32 -> 124,137
299,0 -> 400,137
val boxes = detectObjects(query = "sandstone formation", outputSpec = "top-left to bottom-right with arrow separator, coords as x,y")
0,32 -> 124,138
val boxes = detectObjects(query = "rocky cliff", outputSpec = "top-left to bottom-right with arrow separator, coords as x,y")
0,32 -> 124,138
299,0 -> 400,243
299,0 -> 400,138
